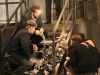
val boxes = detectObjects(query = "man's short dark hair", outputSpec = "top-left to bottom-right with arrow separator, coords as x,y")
30,5 -> 40,12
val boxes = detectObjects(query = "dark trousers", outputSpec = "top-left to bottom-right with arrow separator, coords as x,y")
7,56 -> 33,75
45,0 -> 61,21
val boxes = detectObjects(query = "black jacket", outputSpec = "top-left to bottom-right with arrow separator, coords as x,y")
6,28 -> 33,62
67,43 -> 98,73
19,12 -> 43,30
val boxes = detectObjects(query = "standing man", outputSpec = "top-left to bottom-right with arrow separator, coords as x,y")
5,20 -> 38,75
44,0 -> 61,24
18,4 -> 47,44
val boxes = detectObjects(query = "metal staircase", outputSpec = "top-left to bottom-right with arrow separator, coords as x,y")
0,0 -> 76,75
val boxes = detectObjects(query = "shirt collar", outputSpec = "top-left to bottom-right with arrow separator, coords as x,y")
32,15 -> 37,22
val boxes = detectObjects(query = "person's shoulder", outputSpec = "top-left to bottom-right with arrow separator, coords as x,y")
69,44 -> 78,49
71,43 -> 85,48
23,12 -> 31,18
86,39 -> 93,42
85,40 -> 95,47
25,12 -> 30,15
18,28 -> 28,34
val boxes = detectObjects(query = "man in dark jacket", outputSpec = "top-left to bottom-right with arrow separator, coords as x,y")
5,20 -> 38,75
18,4 -> 47,44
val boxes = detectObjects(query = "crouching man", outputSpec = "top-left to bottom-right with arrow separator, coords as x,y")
5,20 -> 38,75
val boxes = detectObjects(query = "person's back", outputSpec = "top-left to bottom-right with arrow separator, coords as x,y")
7,28 -> 33,62
77,32 -> 100,68
68,43 -> 98,73
64,33 -> 98,75
82,40 -> 100,68
5,20 -> 37,75
19,12 -> 43,30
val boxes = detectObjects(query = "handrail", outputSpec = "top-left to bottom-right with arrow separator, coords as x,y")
1,0 -> 25,32
53,0 -> 69,33
0,1 -> 26,75
52,0 -> 69,75
52,0 -> 75,75
60,8 -> 73,37
54,8 -> 74,75
54,8 -> 73,56
0,2 -> 25,4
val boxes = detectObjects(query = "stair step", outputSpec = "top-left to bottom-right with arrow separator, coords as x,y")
48,32 -> 61,36
43,24 -> 63,31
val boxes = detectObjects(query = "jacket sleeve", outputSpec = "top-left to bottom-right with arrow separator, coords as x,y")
20,33 -> 31,60
67,46 -> 77,67
36,15 -> 43,29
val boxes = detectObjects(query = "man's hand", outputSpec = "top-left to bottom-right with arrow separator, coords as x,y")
64,57 -> 70,68
59,45 -> 68,51
33,44 -> 38,52
29,58 -> 34,64
39,28 -> 44,35
35,28 -> 44,35
65,56 -> 70,61
35,30 -> 40,35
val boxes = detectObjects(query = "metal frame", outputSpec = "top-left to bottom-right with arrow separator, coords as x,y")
0,0 -> 29,75
52,0 -> 75,75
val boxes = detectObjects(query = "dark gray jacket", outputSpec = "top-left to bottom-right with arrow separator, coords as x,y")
18,12 -> 43,30
67,43 -> 98,73
6,28 -> 33,62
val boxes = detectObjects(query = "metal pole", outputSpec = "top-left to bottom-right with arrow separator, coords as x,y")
71,0 -> 75,23
0,31 -> 3,75
5,0 -> 9,23
63,0 -> 66,24
52,0 -> 54,21
53,0 -> 69,33
75,1 -> 76,20
27,0 -> 29,11
2,0 -> 25,31
52,32 -> 56,75
84,1 -> 86,18
15,12 -> 18,27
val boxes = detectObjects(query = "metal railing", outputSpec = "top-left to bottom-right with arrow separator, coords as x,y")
0,0 -> 28,23
0,0 -> 27,52
52,0 -> 75,75
0,0 -> 29,75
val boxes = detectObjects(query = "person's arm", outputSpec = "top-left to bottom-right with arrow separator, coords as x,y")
20,33 -> 31,60
34,15 -> 44,35
67,47 -> 77,67
32,44 -> 38,52
59,45 -> 68,51
29,58 -> 34,64
36,15 -> 43,28
64,60 -> 76,75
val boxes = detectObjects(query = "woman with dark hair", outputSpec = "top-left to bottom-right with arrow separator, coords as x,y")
60,33 -> 98,75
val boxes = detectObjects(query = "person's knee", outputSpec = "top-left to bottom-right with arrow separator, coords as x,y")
26,62 -> 33,68
22,59 -> 33,68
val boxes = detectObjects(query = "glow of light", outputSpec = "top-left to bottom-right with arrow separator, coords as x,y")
38,10 -> 41,14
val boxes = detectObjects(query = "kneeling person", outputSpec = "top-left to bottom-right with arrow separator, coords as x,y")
5,20 -> 38,75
